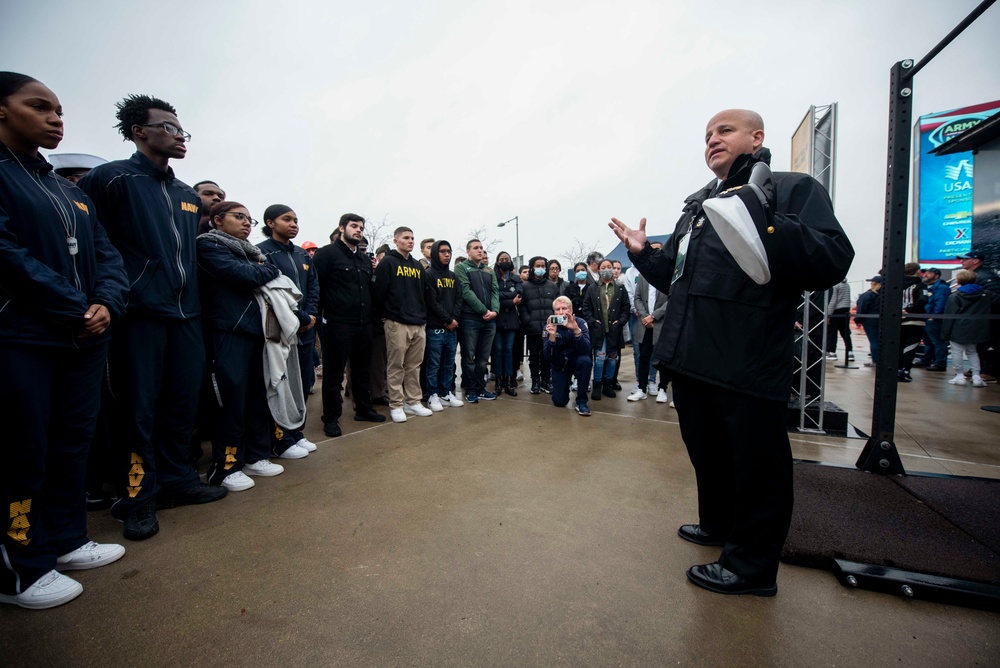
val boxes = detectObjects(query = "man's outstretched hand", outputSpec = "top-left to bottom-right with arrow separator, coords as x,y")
608,217 -> 647,255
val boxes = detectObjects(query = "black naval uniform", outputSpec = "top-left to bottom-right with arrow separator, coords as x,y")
629,149 -> 854,585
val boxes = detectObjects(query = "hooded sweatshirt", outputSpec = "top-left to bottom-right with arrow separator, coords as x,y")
424,240 -> 462,328
372,248 -> 427,325
941,283 -> 990,344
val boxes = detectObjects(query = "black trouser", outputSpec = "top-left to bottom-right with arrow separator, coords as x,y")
826,308 -> 853,354
636,332 -> 668,390
109,316 -> 203,513
272,340 -> 315,454
671,374 -> 793,584
205,330 -> 271,480
1,342 -> 107,595
322,321 -> 374,423
525,333 -> 551,382
899,325 -> 924,371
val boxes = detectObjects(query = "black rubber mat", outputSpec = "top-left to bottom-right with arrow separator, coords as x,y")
781,463 -> 1000,586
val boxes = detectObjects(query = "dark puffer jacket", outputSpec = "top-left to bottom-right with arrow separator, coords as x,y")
494,268 -> 523,331
520,273 -> 562,335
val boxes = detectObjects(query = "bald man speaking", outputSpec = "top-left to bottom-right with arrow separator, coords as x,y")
610,110 -> 854,596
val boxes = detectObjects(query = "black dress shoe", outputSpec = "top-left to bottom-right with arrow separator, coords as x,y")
686,562 -> 777,597
354,410 -> 386,423
157,483 -> 228,509
324,421 -> 343,437
677,524 -> 726,546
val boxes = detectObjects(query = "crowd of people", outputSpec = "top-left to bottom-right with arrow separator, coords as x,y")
5,68 -> 993,611
0,72 -> 681,610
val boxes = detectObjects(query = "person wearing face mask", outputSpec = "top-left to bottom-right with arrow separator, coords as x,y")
0,72 -> 129,610
513,265 -> 530,383
491,251 -> 523,396
520,256 -> 562,394
582,260 -> 630,399
564,262 -> 593,317
197,202 -> 282,491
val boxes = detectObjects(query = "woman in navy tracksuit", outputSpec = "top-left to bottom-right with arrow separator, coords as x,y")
0,72 -> 129,609
257,204 -> 319,457
197,201 -> 281,490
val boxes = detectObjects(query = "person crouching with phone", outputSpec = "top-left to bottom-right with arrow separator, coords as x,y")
543,296 -> 593,416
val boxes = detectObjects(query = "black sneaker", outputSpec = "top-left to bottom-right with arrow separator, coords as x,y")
85,491 -> 114,512
478,390 -> 498,401
324,421 -> 343,437
111,499 -> 159,541
541,380 -> 552,394
354,410 -> 386,423
157,483 -> 228,509
897,370 -> 911,383
530,379 -> 540,395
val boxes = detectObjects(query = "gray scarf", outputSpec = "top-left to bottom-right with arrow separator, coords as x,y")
198,228 -> 265,262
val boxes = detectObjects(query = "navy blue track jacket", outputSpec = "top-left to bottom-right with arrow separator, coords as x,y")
0,143 -> 128,347
197,234 -> 280,337
257,237 -> 319,343
79,151 -> 201,319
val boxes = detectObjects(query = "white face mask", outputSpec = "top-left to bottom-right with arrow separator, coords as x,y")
534,268 -> 546,277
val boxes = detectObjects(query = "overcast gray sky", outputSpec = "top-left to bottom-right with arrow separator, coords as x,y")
4,0 -> 998,285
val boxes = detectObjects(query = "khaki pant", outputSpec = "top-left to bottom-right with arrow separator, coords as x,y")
384,320 -> 426,409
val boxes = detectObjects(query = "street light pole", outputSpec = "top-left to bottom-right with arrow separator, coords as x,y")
497,216 -> 519,263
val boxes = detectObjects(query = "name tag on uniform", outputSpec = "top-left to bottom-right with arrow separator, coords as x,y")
672,230 -> 691,284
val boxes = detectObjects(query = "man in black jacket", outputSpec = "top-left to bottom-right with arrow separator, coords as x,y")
80,94 -> 227,541
312,213 -> 386,438
610,109 -> 854,596
372,226 -> 431,422
520,256 -> 562,394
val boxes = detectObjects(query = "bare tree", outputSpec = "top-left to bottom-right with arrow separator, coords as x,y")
362,213 -> 393,253
557,237 -> 603,269
465,225 -> 501,255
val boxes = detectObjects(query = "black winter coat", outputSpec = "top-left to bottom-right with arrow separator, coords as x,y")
581,281 -> 630,351
495,269 -> 524,331
629,156 -> 854,402
563,279 -> 592,315
313,240 -> 373,325
520,276 -> 562,335
941,287 -> 990,344
197,234 -> 280,336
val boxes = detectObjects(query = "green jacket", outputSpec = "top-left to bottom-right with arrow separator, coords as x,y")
455,259 -> 499,316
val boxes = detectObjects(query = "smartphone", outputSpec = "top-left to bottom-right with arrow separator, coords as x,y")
547,315 -> 568,326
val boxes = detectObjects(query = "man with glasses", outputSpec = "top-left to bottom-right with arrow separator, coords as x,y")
80,94 -> 226,543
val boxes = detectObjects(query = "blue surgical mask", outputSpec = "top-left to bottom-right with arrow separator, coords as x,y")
575,271 -> 587,281
534,268 -> 546,277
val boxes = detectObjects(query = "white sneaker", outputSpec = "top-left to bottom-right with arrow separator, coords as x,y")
244,459 -> 284,476
0,570 -> 82,609
825,352 -> 838,360
669,400 -> 675,408
972,375 -> 988,387
948,374 -> 967,386
390,408 -> 407,423
404,403 -> 433,417
570,379 -> 578,391
516,371 -> 524,381
294,437 -> 317,453
428,394 -> 444,412
278,444 -> 309,459
627,389 -> 647,402
221,471 -> 255,491
56,541 -> 125,571
442,393 -> 465,407
656,388 -> 669,403
647,383 -> 658,395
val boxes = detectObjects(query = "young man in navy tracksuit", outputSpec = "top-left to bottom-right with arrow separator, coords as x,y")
257,204 -> 320,457
79,94 -> 227,541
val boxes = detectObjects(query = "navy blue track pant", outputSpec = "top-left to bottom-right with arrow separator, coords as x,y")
1,342 -> 107,594
550,355 -> 593,408
205,330 -> 271,482
109,316 -> 203,512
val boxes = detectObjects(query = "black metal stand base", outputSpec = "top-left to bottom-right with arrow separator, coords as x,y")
834,560 -> 1000,611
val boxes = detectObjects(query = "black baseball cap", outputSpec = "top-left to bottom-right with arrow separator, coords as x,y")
956,251 -> 985,261
867,275 -> 883,283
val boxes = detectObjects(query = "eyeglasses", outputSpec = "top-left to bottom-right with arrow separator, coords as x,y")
224,211 -> 259,227
137,122 -> 192,141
